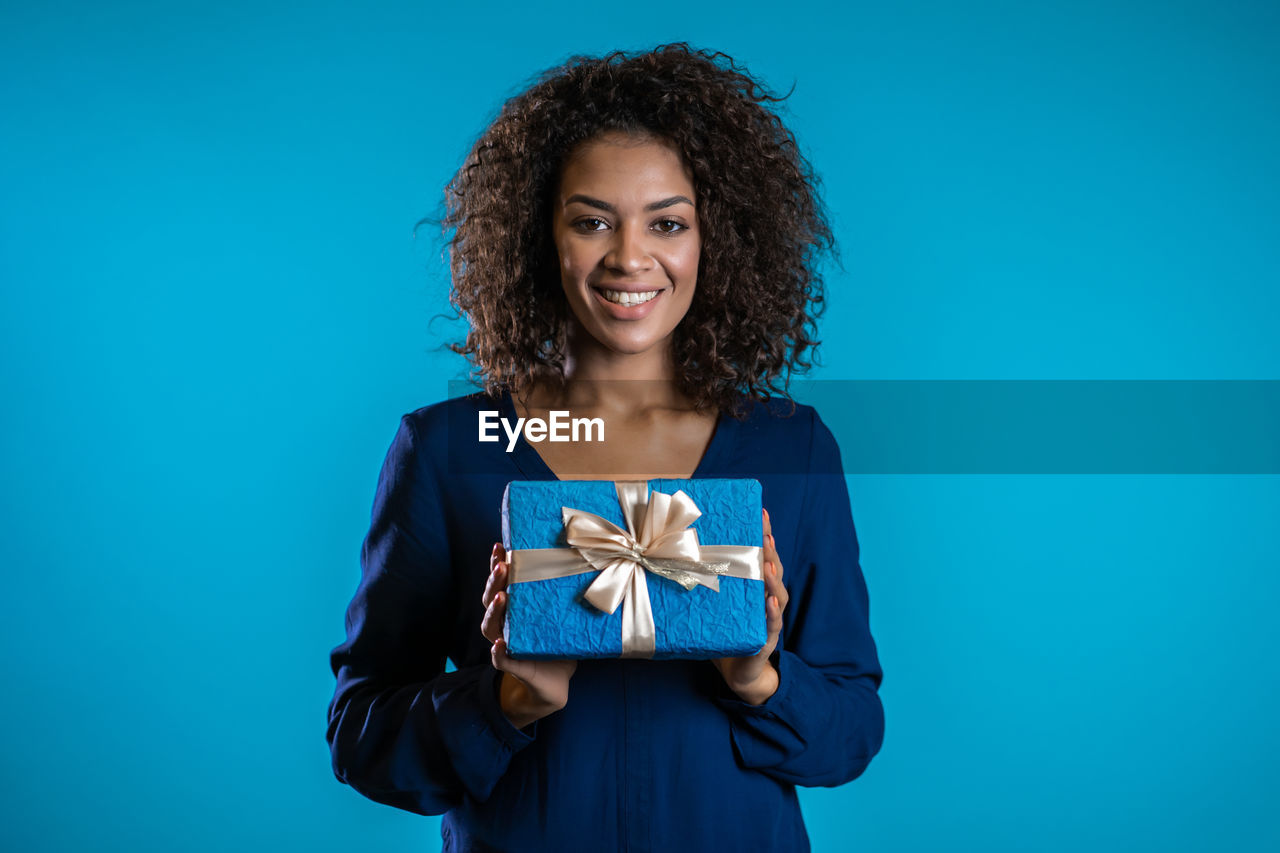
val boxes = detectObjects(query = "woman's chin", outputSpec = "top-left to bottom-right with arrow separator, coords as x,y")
584,327 -> 673,358
602,336 -> 669,357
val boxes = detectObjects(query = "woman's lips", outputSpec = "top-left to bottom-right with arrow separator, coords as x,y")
590,285 -> 668,320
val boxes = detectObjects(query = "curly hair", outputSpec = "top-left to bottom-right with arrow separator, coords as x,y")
442,43 -> 834,416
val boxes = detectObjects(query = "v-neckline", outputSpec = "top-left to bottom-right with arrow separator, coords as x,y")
499,387 -> 736,482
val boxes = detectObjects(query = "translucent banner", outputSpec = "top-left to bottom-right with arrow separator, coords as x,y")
443,380 -> 1280,475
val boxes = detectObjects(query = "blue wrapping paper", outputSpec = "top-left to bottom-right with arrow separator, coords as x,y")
501,479 -> 767,661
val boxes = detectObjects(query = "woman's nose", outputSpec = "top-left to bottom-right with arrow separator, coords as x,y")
603,224 -> 654,274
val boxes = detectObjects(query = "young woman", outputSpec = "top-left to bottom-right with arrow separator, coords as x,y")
327,44 -> 885,852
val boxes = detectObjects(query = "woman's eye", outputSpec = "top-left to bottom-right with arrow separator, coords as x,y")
575,217 -> 609,232
654,219 -> 686,234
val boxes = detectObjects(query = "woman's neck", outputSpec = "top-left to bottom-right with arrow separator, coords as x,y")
524,323 -> 693,418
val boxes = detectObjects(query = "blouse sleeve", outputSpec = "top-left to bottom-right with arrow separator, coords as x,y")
714,407 -> 886,786
326,414 -> 535,815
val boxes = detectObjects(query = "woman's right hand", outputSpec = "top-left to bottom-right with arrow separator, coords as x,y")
482,543 -> 578,731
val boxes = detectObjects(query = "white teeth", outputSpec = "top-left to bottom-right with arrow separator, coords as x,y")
600,289 -> 660,306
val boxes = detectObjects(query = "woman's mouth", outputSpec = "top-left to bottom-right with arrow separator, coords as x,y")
596,287 -> 661,306
589,285 -> 668,320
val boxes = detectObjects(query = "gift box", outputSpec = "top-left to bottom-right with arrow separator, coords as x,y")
501,479 -> 767,661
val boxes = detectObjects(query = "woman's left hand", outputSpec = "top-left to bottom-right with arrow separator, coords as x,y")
711,508 -> 788,705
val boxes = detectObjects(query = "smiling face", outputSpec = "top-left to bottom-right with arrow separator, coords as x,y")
552,131 -> 700,362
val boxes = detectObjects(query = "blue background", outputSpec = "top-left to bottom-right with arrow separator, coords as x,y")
2,1 -> 1277,850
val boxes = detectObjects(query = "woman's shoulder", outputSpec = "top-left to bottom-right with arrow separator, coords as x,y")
378,392 -> 507,478
733,393 -> 814,420
727,394 -> 846,476
401,391 -> 502,438
730,393 -> 821,436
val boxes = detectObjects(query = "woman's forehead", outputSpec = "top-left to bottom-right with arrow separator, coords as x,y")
558,133 -> 695,203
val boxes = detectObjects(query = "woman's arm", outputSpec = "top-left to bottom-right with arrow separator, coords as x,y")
714,408 -> 886,787
326,414 -> 535,815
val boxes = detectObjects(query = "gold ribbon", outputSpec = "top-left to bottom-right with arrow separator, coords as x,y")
508,481 -> 763,659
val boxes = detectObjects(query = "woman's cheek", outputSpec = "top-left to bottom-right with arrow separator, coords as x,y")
668,240 -> 700,287
561,245 -> 597,286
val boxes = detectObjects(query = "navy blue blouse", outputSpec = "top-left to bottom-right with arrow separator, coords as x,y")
327,391 -> 885,852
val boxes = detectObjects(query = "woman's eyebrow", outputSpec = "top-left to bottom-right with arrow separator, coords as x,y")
645,195 -> 695,211
563,194 -> 695,212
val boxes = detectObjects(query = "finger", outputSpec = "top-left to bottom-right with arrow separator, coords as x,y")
491,636 -> 510,670
482,556 -> 512,609
481,589 -> 508,644
753,594 -> 781,661
483,544 -> 503,607
764,560 -> 779,596
762,566 -> 782,634
481,562 -> 502,608
761,512 -> 783,580
492,637 -> 537,683
491,637 -> 516,675
765,562 -> 789,615
766,593 -> 783,639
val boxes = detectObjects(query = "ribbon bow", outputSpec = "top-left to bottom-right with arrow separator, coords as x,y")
563,482 -> 732,658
